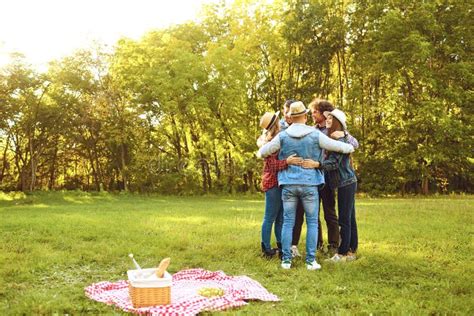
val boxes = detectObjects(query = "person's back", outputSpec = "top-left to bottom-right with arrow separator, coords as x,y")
278,124 -> 324,186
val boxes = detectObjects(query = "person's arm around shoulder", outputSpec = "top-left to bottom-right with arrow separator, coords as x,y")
268,154 -> 303,172
318,132 -> 354,154
300,155 -> 339,171
257,134 -> 281,158
266,153 -> 288,172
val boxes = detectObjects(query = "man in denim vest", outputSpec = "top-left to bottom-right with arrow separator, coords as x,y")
279,99 -> 306,258
257,101 -> 354,270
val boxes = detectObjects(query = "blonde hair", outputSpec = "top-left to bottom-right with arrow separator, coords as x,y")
265,121 -> 280,141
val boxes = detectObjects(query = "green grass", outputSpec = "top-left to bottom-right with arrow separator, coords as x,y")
0,191 -> 473,315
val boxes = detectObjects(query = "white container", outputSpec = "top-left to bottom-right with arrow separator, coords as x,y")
127,268 -> 172,288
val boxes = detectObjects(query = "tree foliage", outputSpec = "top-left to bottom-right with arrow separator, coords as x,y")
0,0 -> 472,194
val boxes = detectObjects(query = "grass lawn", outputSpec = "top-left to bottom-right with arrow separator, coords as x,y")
0,191 -> 473,315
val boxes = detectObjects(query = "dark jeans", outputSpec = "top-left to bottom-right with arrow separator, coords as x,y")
318,184 -> 340,249
337,182 -> 358,255
292,185 -> 339,249
291,200 -> 305,245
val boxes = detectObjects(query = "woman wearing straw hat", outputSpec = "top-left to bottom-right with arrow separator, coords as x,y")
257,111 -> 302,258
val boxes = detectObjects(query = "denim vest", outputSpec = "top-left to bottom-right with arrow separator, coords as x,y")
277,130 -> 325,186
323,138 -> 358,189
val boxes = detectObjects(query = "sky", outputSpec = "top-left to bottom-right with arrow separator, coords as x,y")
0,0 -> 222,69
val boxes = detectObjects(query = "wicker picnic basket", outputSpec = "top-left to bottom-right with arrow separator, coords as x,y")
127,268 -> 172,307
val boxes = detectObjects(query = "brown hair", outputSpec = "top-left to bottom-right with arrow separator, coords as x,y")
327,114 -> 353,167
284,99 -> 297,109
308,98 -> 334,113
327,115 -> 343,136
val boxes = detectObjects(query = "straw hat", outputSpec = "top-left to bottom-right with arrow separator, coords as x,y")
323,109 -> 347,130
289,101 -> 310,117
259,111 -> 280,130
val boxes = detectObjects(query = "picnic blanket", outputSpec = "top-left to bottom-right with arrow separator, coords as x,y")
85,268 -> 279,315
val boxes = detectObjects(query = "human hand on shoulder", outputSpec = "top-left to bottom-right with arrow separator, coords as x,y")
330,130 -> 346,139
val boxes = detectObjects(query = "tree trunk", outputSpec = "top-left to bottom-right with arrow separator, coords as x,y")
247,170 -> 254,193
27,84 -> 48,191
422,176 -> 429,195
404,71 -> 414,103
28,134 -> 36,191
205,158 -> 211,192
48,141 -> 58,190
213,144 -> 220,179
341,45 -> 350,97
13,137 -> 28,191
0,133 -> 10,184
243,173 -> 248,192
87,148 -> 100,191
120,143 -> 128,191
170,116 -> 182,161
199,153 -> 208,193
336,50 -> 344,108
226,151 -> 234,193
92,148 -> 104,191
400,182 -> 406,196
360,78 -> 366,150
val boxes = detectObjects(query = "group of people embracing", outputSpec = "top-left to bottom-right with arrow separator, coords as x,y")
257,98 -> 359,270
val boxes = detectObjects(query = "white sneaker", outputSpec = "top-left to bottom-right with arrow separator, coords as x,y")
306,260 -> 322,270
325,254 -> 347,263
291,245 -> 301,258
281,260 -> 292,269
346,252 -> 357,262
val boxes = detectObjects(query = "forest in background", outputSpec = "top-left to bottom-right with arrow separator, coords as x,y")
0,0 -> 472,195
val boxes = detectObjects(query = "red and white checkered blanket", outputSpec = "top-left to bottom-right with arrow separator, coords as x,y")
85,268 -> 279,315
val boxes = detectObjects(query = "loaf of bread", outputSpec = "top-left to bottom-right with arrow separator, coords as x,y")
156,257 -> 171,278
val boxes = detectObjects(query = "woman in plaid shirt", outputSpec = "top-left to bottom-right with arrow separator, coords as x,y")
257,111 -> 302,258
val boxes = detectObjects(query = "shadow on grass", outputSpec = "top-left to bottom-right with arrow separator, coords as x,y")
0,191 -> 264,208
0,191 -> 124,208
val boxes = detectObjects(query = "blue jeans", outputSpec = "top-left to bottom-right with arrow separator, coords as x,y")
337,182 -> 358,254
281,185 -> 319,262
261,186 -> 283,250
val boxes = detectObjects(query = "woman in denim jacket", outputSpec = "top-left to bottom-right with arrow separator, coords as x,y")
304,109 -> 358,262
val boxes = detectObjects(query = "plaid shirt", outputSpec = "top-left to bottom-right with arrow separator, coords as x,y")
261,152 -> 288,191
